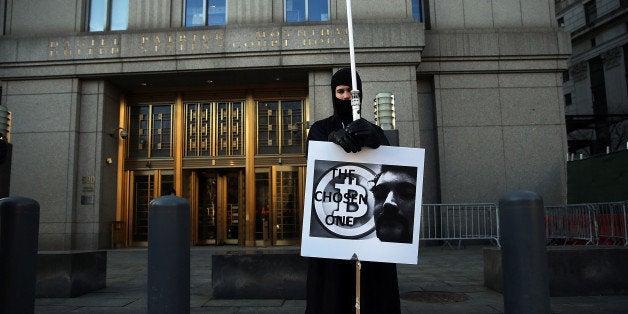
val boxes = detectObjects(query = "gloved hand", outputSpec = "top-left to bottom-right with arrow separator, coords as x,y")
345,118 -> 382,149
328,128 -> 362,153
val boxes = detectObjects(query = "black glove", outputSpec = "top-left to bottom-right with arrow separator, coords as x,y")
345,118 -> 382,149
328,128 -> 361,153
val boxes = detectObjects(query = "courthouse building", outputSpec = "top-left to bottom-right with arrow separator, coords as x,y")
0,0 -> 570,250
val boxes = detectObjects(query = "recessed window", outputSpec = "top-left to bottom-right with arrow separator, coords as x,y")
256,100 -> 305,155
285,0 -> 329,23
412,0 -> 425,22
564,93 -> 572,106
557,17 -> 565,28
129,104 -> 173,159
88,0 -> 128,32
185,0 -> 227,27
562,70 -> 570,82
584,1 -> 597,25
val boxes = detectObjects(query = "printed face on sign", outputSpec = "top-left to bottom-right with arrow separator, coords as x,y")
371,165 -> 417,243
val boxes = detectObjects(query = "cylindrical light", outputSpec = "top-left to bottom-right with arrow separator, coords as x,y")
0,105 -> 10,141
374,92 -> 395,130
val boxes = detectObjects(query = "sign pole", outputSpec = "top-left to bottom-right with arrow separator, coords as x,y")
346,0 -> 361,122
345,0 -> 363,311
347,0 -> 362,311
355,259 -> 362,313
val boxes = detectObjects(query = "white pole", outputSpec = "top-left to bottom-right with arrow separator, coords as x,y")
347,1 -> 361,311
346,0 -> 361,121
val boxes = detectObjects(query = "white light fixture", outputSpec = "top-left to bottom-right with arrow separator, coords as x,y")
373,92 -> 395,130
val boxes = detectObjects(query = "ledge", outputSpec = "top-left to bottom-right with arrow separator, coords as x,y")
212,251 -> 307,299
484,246 -> 628,296
36,250 -> 107,298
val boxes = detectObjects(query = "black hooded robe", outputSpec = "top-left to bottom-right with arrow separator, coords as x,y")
305,114 -> 400,314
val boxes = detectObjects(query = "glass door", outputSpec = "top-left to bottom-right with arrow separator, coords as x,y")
196,170 -> 218,244
194,169 -> 243,245
223,171 -> 242,244
273,166 -> 303,245
129,170 -> 173,245
255,169 -> 272,246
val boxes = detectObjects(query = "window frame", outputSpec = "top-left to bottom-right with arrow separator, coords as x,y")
411,0 -> 424,23
564,93 -> 572,107
128,103 -> 174,159
184,0 -> 228,27
255,99 -> 305,155
584,1 -> 597,25
284,0 -> 330,23
87,0 -> 128,32
411,0 -> 430,29
557,16 -> 565,28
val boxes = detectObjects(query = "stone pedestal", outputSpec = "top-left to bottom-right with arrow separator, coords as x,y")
36,251 -> 107,298
212,250 -> 307,299
484,246 -> 628,296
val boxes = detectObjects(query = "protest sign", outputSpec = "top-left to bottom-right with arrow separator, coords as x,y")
301,141 -> 425,264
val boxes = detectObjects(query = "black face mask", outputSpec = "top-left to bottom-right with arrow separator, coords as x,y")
333,98 -> 353,126
331,68 -> 362,125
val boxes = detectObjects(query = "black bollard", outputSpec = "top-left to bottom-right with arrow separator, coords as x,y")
0,141 -> 12,198
499,190 -> 550,314
0,197 -> 40,314
147,196 -> 190,314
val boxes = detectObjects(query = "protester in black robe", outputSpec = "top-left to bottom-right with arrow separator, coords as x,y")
305,67 -> 400,314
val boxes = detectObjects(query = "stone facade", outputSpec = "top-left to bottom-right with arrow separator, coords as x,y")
0,0 -> 570,250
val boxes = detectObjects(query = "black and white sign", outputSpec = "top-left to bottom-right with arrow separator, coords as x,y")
301,141 -> 425,264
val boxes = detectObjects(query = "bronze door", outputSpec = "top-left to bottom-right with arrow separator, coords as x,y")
195,169 -> 243,245
129,170 -> 174,245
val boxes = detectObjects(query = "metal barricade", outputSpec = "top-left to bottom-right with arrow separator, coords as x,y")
590,202 -> 627,246
545,204 -> 595,245
545,201 -> 628,246
420,203 -> 500,247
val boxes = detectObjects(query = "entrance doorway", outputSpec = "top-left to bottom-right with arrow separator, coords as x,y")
119,91 -> 308,247
129,170 -> 174,245
194,169 -> 243,245
255,166 -> 303,246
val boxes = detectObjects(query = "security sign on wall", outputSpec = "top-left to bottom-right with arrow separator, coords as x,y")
301,141 -> 425,265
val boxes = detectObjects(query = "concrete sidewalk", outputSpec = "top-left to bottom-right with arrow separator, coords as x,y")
35,245 -> 628,313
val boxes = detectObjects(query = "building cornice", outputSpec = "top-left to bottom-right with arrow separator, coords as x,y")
0,22 -> 425,80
